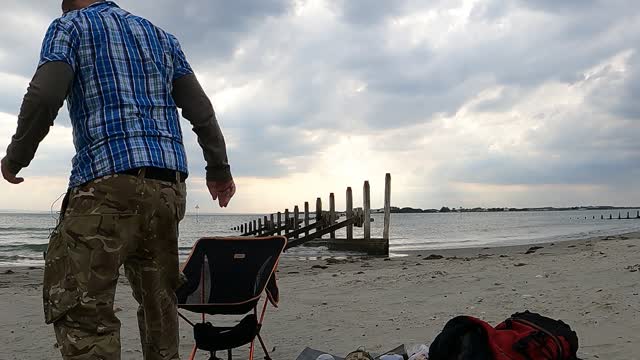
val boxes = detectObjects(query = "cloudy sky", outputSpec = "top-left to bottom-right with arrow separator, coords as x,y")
1,0 -> 639,213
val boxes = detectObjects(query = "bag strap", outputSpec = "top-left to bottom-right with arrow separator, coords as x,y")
510,318 -> 564,360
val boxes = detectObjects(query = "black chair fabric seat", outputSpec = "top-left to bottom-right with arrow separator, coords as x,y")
179,300 -> 259,316
194,314 -> 259,352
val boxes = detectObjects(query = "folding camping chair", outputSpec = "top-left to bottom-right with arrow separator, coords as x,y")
176,236 -> 287,360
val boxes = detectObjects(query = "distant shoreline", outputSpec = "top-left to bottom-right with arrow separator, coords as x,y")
384,205 -> 640,214
1,206 -> 640,216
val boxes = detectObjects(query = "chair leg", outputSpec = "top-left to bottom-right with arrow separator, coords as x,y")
257,333 -> 272,360
189,345 -> 198,360
249,340 -> 255,360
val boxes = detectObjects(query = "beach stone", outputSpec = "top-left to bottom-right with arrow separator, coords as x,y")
525,246 -> 543,254
514,263 -> 527,267
424,254 -> 444,260
3,269 -> 15,274
311,265 -> 328,270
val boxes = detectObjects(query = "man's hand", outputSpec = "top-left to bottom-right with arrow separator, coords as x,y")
207,178 -> 236,208
1,158 -> 24,184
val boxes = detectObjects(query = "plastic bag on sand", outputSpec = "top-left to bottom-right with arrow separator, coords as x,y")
379,355 -> 404,360
407,344 -> 429,360
316,355 -> 336,360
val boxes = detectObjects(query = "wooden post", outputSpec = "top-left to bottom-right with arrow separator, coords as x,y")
264,216 -> 268,231
618,212 -> 621,220
249,221 -> 253,234
610,214 -> 612,220
601,215 -> 604,220
346,187 -> 353,241
270,214 -> 275,230
316,198 -> 323,238
258,218 -> 262,235
240,224 -> 243,233
284,209 -> 290,235
253,220 -> 257,234
363,181 -> 371,242
294,206 -> 300,239
383,173 -> 391,241
637,210 -> 639,219
304,202 -> 310,237
329,193 -> 336,239
627,212 -> 630,219
277,212 -> 282,235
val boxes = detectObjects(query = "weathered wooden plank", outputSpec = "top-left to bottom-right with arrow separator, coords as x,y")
316,197 -> 323,240
284,209 -> 290,234
329,193 -> 336,239
346,187 -> 353,241
304,201 -> 310,237
277,212 -> 282,235
286,217 -> 356,249
383,173 -> 391,241
294,206 -> 300,239
363,181 -> 371,241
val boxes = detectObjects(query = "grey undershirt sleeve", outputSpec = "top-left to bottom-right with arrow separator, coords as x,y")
172,73 -> 232,182
2,61 -> 73,174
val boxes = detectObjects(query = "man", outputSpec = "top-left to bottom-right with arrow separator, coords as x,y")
1,0 -> 235,358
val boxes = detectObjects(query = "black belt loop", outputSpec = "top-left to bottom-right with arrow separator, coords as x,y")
120,167 -> 185,183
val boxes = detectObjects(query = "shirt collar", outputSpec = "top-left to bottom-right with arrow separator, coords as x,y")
87,1 -> 119,9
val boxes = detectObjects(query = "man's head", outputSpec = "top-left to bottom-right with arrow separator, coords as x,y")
61,0 -> 104,14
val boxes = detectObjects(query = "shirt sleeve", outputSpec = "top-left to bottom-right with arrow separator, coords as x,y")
168,34 -> 194,81
39,19 -> 78,71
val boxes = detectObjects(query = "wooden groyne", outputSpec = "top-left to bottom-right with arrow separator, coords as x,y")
572,210 -> 640,220
231,174 -> 392,256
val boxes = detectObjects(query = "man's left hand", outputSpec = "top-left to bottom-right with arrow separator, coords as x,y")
1,158 -> 24,184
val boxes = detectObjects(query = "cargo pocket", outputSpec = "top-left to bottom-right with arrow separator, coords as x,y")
175,183 -> 187,222
43,225 -> 81,324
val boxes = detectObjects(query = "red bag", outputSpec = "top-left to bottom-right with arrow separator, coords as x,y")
429,311 -> 580,360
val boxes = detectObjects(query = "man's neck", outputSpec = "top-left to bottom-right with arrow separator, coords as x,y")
63,0 -> 105,14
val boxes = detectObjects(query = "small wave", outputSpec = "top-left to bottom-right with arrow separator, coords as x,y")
0,243 -> 49,252
0,254 -> 44,261
0,226 -> 51,233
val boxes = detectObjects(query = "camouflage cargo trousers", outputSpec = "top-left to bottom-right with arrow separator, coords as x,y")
43,171 -> 187,360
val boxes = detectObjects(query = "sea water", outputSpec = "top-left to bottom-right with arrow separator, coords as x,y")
1,210 -> 639,266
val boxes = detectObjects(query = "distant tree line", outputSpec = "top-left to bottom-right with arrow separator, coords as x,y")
386,205 -> 637,214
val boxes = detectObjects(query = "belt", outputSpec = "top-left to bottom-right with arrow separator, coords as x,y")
120,167 -> 187,183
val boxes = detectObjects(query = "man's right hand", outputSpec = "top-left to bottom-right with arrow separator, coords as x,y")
1,157 -> 24,184
207,178 -> 236,208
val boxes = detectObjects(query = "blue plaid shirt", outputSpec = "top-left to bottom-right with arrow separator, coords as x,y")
39,1 -> 192,188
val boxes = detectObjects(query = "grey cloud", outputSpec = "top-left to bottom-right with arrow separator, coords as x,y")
332,0 -> 410,26
122,0 -> 291,67
516,0 -> 601,13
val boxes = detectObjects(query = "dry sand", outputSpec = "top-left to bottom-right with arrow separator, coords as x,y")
1,232 -> 640,359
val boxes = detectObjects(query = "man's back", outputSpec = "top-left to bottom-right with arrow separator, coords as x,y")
44,1 -> 192,187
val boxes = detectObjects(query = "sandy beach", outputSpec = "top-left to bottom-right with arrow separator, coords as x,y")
1,232 -> 639,359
